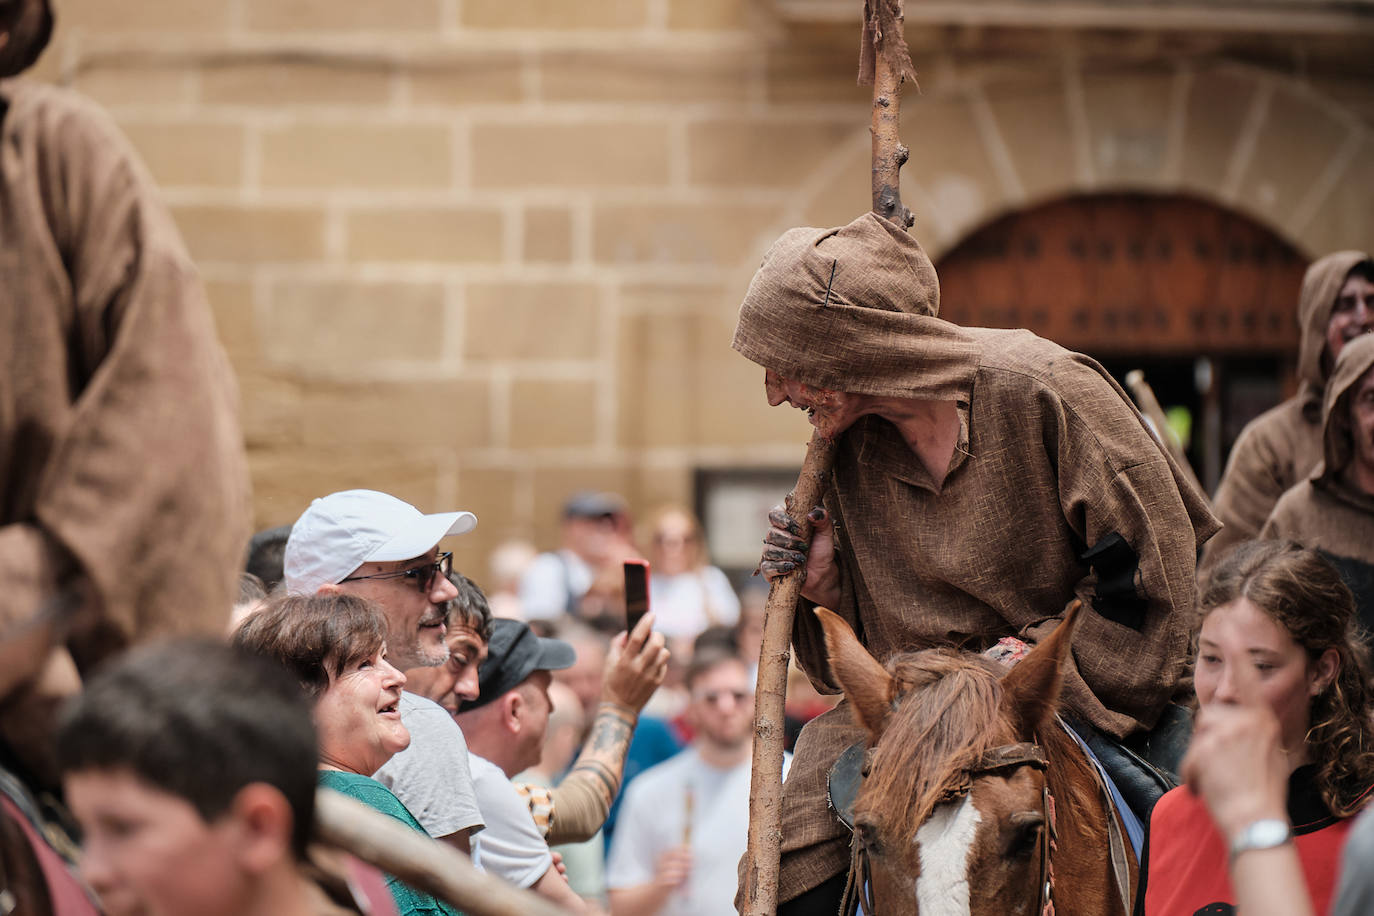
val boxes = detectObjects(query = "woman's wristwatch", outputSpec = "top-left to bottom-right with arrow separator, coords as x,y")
1229,818 -> 1293,861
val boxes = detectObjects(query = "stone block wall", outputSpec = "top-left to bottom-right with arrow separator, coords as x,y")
31,0 -> 1374,577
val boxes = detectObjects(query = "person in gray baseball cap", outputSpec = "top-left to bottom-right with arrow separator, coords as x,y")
282,489 -> 486,856
454,619 -> 589,911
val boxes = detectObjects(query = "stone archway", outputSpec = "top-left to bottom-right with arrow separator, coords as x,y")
786,59 -> 1373,262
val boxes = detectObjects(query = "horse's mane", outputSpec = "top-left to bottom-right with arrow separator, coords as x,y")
854,648 -> 1010,846
853,646 -> 1093,848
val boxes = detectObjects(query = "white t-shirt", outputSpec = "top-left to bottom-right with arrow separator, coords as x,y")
519,549 -> 593,620
649,567 -> 741,639
606,747 -> 789,916
468,752 -> 554,889
373,692 -> 484,838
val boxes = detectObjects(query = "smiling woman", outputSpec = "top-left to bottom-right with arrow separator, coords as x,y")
234,593 -> 464,916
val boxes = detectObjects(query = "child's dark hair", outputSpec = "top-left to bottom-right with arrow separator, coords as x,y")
57,640 -> 318,859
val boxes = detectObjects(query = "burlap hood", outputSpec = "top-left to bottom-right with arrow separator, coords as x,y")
1296,250 -> 1371,400
1318,333 -> 1374,483
733,212 -> 980,402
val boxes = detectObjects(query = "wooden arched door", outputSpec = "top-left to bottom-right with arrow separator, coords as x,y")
935,193 -> 1310,487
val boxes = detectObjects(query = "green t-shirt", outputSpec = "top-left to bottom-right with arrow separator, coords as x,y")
317,770 -> 464,916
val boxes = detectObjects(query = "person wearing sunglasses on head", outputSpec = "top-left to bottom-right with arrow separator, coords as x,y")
283,489 -> 486,856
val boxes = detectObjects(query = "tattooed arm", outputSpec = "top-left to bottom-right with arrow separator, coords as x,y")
542,614 -> 669,845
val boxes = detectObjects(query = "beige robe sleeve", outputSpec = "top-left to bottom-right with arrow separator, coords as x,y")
0,87 -> 250,673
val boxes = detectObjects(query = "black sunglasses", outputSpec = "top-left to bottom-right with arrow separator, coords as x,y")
341,552 -> 452,594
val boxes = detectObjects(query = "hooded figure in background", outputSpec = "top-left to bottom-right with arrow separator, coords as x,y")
1262,333 -> 1374,629
0,0 -> 250,781
1202,251 -> 1374,578
738,212 -> 1218,908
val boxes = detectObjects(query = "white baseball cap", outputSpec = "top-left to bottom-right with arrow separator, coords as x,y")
284,489 -> 477,595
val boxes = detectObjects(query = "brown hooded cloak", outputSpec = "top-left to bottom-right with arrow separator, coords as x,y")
1262,333 -> 1374,628
732,212 -> 1218,902
0,81 -> 250,693
1202,250 -> 1371,578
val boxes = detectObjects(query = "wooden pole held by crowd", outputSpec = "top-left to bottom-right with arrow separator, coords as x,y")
740,5 -> 916,913
315,789 -> 572,916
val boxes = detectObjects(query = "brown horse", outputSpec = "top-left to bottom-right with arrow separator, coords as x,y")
817,600 -> 1137,916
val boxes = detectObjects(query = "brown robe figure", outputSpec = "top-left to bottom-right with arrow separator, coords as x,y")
732,212 -> 1218,904
0,75 -> 251,773
1262,334 -> 1374,630
1202,250 -> 1373,578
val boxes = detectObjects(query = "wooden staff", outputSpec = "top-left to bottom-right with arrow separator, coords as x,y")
1124,369 -> 1207,498
739,432 -> 836,916
315,790 -> 571,916
739,4 -> 917,913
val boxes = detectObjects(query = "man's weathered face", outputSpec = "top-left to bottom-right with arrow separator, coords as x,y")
763,369 -> 865,440
405,624 -> 489,713
686,659 -> 755,752
1326,273 -> 1374,364
1349,366 -> 1374,487
337,548 -> 457,670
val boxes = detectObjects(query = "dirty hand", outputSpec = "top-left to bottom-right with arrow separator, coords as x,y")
654,847 -> 692,890
759,504 -> 841,609
602,611 -> 670,712
1181,667 -> 1290,839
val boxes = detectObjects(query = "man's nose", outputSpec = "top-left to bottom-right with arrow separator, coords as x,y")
453,669 -> 480,703
431,573 -> 459,603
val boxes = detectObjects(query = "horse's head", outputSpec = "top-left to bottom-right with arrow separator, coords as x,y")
817,601 -> 1083,916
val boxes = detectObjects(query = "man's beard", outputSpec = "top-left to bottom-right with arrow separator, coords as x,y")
0,0 -> 53,78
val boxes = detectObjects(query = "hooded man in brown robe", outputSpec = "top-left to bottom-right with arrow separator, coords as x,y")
735,212 -> 1218,908
1262,333 -> 1374,629
1202,251 -> 1374,578
0,0 -> 250,780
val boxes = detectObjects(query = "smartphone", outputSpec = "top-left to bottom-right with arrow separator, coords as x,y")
624,559 -> 651,634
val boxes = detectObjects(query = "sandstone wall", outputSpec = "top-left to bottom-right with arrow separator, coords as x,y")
31,0 -> 1374,574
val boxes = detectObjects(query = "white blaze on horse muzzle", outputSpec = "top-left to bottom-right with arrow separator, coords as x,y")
914,794 -> 982,916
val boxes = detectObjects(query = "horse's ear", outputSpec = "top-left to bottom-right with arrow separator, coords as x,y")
999,600 -> 1083,739
815,607 -> 896,741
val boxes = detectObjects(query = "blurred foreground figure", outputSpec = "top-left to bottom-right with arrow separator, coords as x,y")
0,0 -> 250,779
58,640 -> 395,916
1263,334 -> 1374,627
1204,252 -> 1374,577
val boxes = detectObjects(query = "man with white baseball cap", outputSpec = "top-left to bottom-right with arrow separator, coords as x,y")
284,489 -> 486,853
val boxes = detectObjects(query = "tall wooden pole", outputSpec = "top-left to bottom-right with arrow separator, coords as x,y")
739,4 -> 916,914
740,431 -> 836,916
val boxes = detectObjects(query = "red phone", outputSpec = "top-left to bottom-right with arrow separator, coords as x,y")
624,560 -> 651,633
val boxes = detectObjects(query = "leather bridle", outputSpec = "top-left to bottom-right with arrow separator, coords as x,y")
843,740 -> 1057,916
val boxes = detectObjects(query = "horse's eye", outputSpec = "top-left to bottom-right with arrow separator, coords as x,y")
1004,813 -> 1044,859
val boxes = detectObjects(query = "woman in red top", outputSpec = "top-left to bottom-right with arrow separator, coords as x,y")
1141,541 -> 1374,915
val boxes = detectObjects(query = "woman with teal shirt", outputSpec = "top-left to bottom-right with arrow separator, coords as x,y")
235,593 -> 463,916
